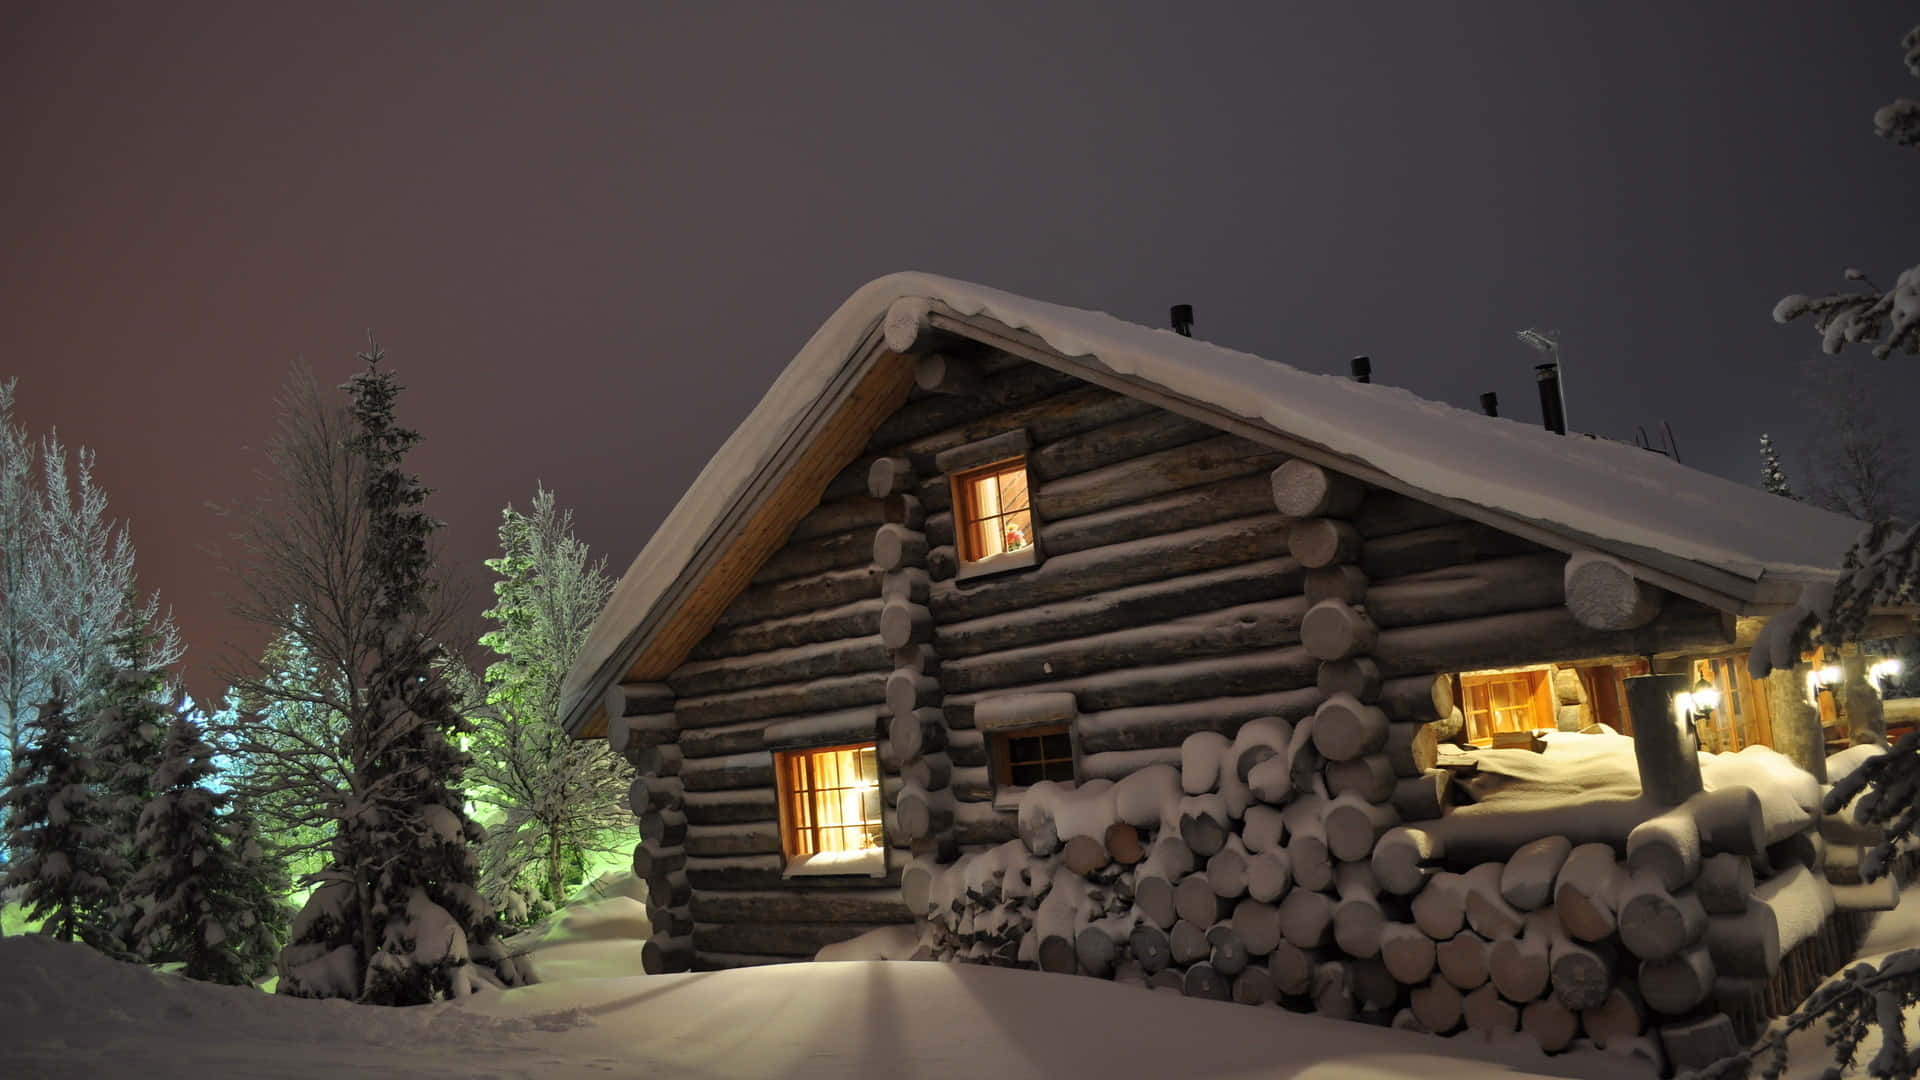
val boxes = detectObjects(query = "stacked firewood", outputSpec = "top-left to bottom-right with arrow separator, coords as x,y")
605,682 -> 696,975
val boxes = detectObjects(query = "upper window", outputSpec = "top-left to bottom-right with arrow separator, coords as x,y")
953,458 -> 1035,570
1459,668 -> 1553,745
773,743 -> 886,877
991,723 -> 1075,789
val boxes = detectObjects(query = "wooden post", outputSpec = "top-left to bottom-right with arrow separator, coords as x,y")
1625,674 -> 1700,808
1840,646 -> 1887,747
1765,661 -> 1827,783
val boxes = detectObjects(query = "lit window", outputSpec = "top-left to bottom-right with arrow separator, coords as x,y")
775,744 -> 885,876
991,724 -> 1075,789
1458,669 -> 1553,745
953,459 -> 1034,566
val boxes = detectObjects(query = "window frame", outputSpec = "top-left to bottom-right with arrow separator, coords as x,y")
772,742 -> 888,879
1458,668 -> 1556,746
989,722 -> 1076,789
950,456 -> 1039,580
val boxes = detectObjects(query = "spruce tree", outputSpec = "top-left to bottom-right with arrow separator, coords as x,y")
125,709 -> 289,984
278,341 -> 521,1002
0,686 -> 119,943
85,617 -> 173,953
1759,433 -> 1795,498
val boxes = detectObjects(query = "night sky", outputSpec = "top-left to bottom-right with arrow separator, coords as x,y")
4,2 -> 1914,706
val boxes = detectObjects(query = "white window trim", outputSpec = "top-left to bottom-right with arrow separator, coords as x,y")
782,847 -> 888,879
955,544 -> 1039,581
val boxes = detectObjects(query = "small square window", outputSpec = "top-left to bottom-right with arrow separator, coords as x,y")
1458,669 -> 1554,745
990,724 -> 1076,789
952,458 -> 1035,567
774,743 -> 886,876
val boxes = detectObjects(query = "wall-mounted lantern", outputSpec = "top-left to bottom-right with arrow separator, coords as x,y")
1685,677 -> 1720,719
1869,658 -> 1904,692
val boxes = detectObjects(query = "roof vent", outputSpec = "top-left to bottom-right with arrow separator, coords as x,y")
1480,392 -> 1499,417
1170,304 -> 1194,337
1350,356 -> 1371,383
1535,362 -> 1567,435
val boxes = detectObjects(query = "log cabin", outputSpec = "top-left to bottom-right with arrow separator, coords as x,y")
558,273 -> 1908,1069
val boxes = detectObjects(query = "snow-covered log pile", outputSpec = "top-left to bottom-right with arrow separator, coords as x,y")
904,729 -> 1875,1074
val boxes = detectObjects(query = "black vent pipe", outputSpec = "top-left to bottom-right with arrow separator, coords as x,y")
1350,356 -> 1371,383
1535,363 -> 1567,435
1480,392 -> 1499,417
1170,304 -> 1193,337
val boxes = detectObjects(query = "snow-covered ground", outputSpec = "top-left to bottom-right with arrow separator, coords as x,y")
2,875 -> 1915,1080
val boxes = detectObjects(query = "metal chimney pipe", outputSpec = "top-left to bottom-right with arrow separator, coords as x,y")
1480,392 -> 1499,417
1350,356 -> 1371,383
1170,304 -> 1194,337
1535,362 -> 1567,435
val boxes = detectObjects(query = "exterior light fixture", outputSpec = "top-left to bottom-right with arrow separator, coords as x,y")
1817,665 -> 1844,690
1870,658 -> 1904,686
1689,678 -> 1720,717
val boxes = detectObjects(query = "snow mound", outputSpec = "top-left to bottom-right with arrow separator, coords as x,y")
813,924 -> 919,962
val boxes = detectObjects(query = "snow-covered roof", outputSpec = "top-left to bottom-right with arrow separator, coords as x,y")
561,272 -> 1863,735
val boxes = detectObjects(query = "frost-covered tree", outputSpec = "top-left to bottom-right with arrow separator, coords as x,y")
273,342 -> 522,1003
1760,433 -> 1795,497
0,380 -> 43,768
466,488 -> 626,918
125,709 -> 288,984
83,619 -> 175,954
0,686 -> 120,944
1799,363 -> 1916,525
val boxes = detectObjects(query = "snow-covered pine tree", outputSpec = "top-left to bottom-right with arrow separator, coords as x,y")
0,685 -> 120,943
1759,433 -> 1795,497
0,380 -> 44,772
278,340 -> 522,1003
85,616 -> 174,955
467,488 -> 627,917
125,708 -> 288,984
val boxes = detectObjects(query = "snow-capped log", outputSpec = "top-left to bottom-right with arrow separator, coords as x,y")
886,707 -> 946,765
901,858 -> 939,917
1288,518 -> 1363,570
1548,932 -> 1615,1011
628,775 -> 685,816
1130,922 -> 1172,973
1033,867 -> 1097,974
628,743 -> 684,777
1463,983 -> 1519,1036
1326,754 -> 1395,803
1384,721 -> 1439,778
684,822 -> 781,857
1170,919 -> 1211,964
1346,489 -> 1460,539
1353,957 -> 1402,1011
1027,410 -> 1220,483
1325,796 -> 1398,862
646,868 -> 692,908
1521,998 -> 1581,1054
911,352 -> 985,396
1638,943 -> 1716,1016
1391,769 -> 1451,821
673,636 -> 894,699
1373,826 -> 1445,896
616,712 -> 679,750
1059,834 -> 1107,876
1553,843 -> 1625,942
1240,804 -> 1285,854
687,889 -> 913,926
1380,922 -> 1437,985
1435,929 -> 1490,990
896,785 -> 954,842
1032,435 -> 1286,523
882,571 -> 931,610
872,523 -> 929,572
1368,603 -> 1732,681
1311,961 -> 1356,1020
876,359 -> 1080,450
1364,553 -> 1568,630
1270,459 -> 1367,520
902,751 -> 953,793
1580,984 -> 1647,1048
1316,657 -> 1382,703
1247,849 -> 1293,903
680,787 -> 777,826
640,809 -> 689,848
714,564 -> 887,631
1229,716 -> 1294,783
1305,564 -> 1369,607
1311,692 -> 1388,761
1616,874 -> 1707,961
1135,835 -> 1196,929
1178,794 -> 1231,857
1563,551 -> 1663,631
1461,863 -> 1523,941
1696,852 -> 1753,915
1409,976 -> 1463,1033
1487,911 -> 1553,1002
884,670 -> 942,721
1410,871 -> 1469,940
1176,872 -> 1231,928
1075,911 -> 1136,978
1378,674 -> 1454,724
1332,863 -> 1386,959
605,681 -> 675,722
1232,966 -> 1279,1006
1207,836 -> 1252,899
642,934 -> 695,974
939,597 -> 1309,695
647,904 -> 694,938
1283,806 -> 1334,892
632,843 -> 686,883
883,492 -> 925,532
1625,674 -> 1703,810
1267,941 -> 1328,996
1207,922 -> 1252,976
1659,1014 -> 1745,1077
1624,804 -> 1701,892
879,600 -> 933,650
1278,888 -> 1335,949
749,527 -> 879,588
1704,864 -> 1835,979
675,671 -> 889,730
1233,897 -> 1283,956
1038,474 -> 1281,560
946,646 -> 1320,731
692,598 -> 885,663
1499,835 -> 1573,911
1180,730 -> 1231,795
1184,962 -> 1234,1002
1301,599 -> 1378,661
1103,822 -> 1145,866
1110,763 -> 1181,832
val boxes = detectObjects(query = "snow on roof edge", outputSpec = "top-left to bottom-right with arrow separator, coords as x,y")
562,272 -> 1862,731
